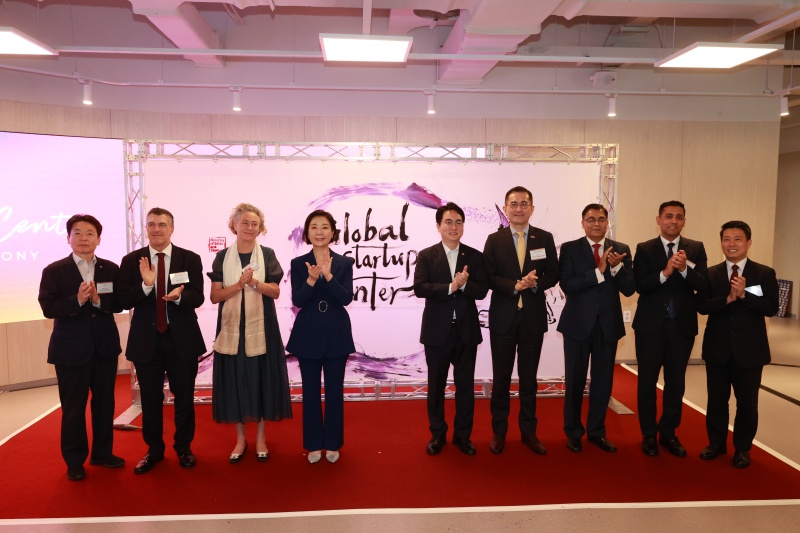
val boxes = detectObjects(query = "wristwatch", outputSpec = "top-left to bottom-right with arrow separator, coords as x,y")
251,281 -> 258,289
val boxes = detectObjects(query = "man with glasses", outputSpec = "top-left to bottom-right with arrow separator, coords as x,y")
557,204 -> 635,453
414,202 -> 489,456
632,201 -> 707,458
118,207 -> 206,474
483,186 -> 559,455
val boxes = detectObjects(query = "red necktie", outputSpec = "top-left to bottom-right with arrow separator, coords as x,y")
593,243 -> 601,267
156,252 -> 167,333
730,264 -> 739,283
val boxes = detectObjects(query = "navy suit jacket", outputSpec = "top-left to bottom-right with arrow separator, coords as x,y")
286,250 -> 355,359
632,236 -> 707,337
38,255 -> 122,366
117,245 -> 206,363
483,225 -> 559,334
557,238 -> 635,342
413,242 -> 489,347
697,259 -> 779,368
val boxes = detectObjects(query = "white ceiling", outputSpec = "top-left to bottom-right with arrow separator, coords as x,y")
1,0 -> 800,120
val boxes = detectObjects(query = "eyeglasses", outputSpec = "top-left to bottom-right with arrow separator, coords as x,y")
583,217 -> 608,225
506,202 -> 531,209
442,219 -> 464,227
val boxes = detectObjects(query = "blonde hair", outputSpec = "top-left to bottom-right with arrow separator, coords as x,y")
228,203 -> 267,235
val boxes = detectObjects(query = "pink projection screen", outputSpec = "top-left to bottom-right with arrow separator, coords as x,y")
143,158 -> 601,383
0,132 -> 126,325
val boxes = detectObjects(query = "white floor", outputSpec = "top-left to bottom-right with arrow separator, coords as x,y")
2,318 -> 800,532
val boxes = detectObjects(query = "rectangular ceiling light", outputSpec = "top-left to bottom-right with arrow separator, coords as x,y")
655,42 -> 782,69
320,34 -> 413,62
0,27 -> 57,55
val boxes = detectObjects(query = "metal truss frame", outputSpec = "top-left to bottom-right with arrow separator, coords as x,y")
116,140 -> 617,420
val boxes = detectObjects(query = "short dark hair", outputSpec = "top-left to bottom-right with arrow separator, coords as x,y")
720,220 -> 752,240
658,200 -> 685,216
66,214 -> 103,236
302,210 -> 340,245
435,202 -> 465,224
147,207 -> 174,227
581,203 -> 608,219
504,186 -> 533,204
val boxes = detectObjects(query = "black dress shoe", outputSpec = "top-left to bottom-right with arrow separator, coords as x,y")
489,435 -> 505,455
732,450 -> 751,469
178,450 -> 197,469
229,443 -> 248,464
452,436 -> 477,456
659,436 -> 687,457
642,436 -> 659,456
66,465 -> 86,481
426,437 -> 445,456
89,454 -> 125,468
566,437 -> 582,453
134,453 -> 164,474
521,434 -> 547,455
588,436 -> 617,453
699,444 -> 727,461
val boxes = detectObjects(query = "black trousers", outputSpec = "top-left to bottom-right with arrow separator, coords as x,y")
134,329 -> 198,456
705,360 -> 763,452
424,322 -> 478,441
54,356 -> 118,467
635,318 -> 694,438
563,320 -> 617,439
489,311 -> 544,437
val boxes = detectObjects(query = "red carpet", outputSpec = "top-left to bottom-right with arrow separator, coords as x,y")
2,366 -> 799,519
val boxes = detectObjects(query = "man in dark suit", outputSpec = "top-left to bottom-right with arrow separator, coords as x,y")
697,221 -> 779,468
414,202 -> 489,456
38,214 -> 124,481
483,186 -> 559,455
632,200 -> 707,458
117,207 -> 206,474
557,204 -> 635,453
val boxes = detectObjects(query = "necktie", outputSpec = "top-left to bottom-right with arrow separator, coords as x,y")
516,231 -> 525,309
156,252 -> 167,333
730,264 -> 739,283
593,243 -> 601,267
665,243 -> 677,319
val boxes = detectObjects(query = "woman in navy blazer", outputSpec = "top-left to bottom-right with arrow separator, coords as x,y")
286,210 -> 355,464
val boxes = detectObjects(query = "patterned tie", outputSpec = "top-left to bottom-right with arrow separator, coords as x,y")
593,243 -> 601,267
156,252 -> 167,333
730,264 -> 739,283
516,231 -> 525,309
665,243 -> 676,319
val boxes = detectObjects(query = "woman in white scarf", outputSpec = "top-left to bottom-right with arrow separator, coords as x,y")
208,203 -> 292,464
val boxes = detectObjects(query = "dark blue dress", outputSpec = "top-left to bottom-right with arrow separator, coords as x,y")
208,246 -> 292,423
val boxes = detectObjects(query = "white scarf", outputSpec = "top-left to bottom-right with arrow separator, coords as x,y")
214,243 -> 266,357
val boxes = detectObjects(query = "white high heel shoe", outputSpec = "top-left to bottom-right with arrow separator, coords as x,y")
307,450 -> 322,464
325,450 -> 340,463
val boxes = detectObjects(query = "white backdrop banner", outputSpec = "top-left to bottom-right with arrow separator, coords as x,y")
144,159 -> 601,384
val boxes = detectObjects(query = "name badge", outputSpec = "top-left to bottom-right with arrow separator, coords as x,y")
529,248 -> 547,260
745,285 -> 763,297
243,261 -> 260,272
686,260 -> 696,270
169,271 -> 190,284
96,282 -> 113,294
